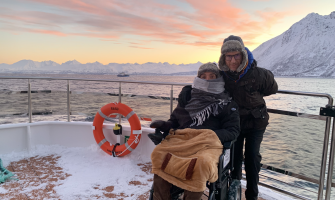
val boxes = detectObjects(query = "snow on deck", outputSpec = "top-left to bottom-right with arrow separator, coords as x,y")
1,155 -> 151,199
0,144 -> 278,200
0,145 -> 153,199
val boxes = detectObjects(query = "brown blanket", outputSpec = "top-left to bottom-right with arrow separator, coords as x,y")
151,128 -> 223,192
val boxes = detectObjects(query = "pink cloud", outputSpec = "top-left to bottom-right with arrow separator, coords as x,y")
1,0 -> 296,48
71,32 -> 119,39
29,29 -> 67,36
184,41 -> 223,47
255,10 -> 293,28
27,0 -> 101,15
100,39 -> 116,41
0,24 -> 67,37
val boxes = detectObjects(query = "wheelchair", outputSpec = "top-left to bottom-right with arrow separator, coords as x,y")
148,138 -> 241,200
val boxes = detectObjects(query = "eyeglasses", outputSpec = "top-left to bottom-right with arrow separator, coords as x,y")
225,53 -> 242,61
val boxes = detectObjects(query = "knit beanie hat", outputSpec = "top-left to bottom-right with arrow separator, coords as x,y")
197,62 -> 221,78
218,35 -> 248,72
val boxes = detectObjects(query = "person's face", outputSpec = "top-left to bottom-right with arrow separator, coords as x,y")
200,72 -> 217,80
225,51 -> 242,72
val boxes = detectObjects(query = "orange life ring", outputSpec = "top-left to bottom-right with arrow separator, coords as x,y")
93,102 -> 142,157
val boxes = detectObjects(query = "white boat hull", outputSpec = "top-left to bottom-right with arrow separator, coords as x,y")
0,121 -> 156,158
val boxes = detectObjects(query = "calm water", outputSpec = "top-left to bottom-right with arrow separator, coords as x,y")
0,74 -> 334,199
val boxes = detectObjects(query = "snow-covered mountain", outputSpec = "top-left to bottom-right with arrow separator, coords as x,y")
0,59 -> 202,75
252,11 -> 335,77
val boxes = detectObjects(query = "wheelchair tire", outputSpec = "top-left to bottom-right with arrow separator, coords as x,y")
227,179 -> 241,200
149,184 -> 154,200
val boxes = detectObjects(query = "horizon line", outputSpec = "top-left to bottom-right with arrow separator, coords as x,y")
0,59 -> 211,66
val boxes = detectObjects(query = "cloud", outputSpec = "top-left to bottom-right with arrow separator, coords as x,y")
100,39 -> 116,41
29,29 -> 67,36
0,0 -> 295,48
255,9 -> 292,27
248,0 -> 270,1
129,46 -> 154,49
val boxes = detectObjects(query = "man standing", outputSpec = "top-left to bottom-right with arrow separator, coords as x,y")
218,35 -> 278,200
178,35 -> 278,199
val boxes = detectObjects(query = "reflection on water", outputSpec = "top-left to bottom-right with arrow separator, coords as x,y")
0,74 -> 335,199
263,113 -> 325,180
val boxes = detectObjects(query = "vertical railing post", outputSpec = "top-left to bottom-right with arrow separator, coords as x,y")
318,100 -> 333,200
325,117 -> 335,200
324,98 -> 335,200
118,82 -> 121,124
28,79 -> 32,123
318,117 -> 331,200
67,80 -> 71,122
170,85 -> 173,115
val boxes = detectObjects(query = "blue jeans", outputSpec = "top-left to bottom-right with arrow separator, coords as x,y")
232,129 -> 265,200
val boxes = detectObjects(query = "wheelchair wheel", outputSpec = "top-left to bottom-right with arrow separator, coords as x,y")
227,179 -> 241,200
149,184 -> 154,200
170,185 -> 184,200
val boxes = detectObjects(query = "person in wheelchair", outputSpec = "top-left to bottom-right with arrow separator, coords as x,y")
148,62 -> 240,200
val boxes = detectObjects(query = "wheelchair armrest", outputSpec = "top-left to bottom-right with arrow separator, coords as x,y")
218,139 -> 236,175
223,139 -> 236,149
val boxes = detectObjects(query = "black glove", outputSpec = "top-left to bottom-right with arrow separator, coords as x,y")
150,120 -> 173,133
148,120 -> 173,145
178,85 -> 192,107
148,129 -> 169,145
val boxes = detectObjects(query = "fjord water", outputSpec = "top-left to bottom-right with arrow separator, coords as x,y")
0,74 -> 334,199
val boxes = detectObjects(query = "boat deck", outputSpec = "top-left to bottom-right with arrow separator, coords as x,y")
1,155 -> 151,200
0,154 -> 260,200
0,122 -> 275,200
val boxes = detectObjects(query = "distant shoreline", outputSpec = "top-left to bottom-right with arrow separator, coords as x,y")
0,72 -> 334,79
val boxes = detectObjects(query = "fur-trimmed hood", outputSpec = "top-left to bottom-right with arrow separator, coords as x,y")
218,36 -> 248,73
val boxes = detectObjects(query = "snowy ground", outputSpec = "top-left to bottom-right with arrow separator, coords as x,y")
0,144 -> 152,199
0,144 -> 298,200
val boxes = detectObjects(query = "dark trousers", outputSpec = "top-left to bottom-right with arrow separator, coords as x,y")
231,129 -> 265,200
153,174 -> 203,200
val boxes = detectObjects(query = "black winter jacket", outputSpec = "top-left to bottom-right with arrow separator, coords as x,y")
168,97 -> 240,144
178,60 -> 277,130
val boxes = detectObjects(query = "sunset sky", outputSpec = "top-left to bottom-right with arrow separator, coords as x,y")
1,0 -> 334,65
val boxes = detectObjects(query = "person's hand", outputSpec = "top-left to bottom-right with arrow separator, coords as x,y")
148,133 -> 162,145
150,120 -> 172,132
148,129 -> 165,145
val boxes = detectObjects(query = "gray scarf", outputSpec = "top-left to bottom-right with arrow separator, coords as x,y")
192,77 -> 225,94
185,77 -> 231,127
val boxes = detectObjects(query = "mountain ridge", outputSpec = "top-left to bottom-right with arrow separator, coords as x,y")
252,11 -> 335,77
0,59 -> 203,75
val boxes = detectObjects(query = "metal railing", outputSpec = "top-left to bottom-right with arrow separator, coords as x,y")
268,90 -> 334,200
0,76 -> 334,200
